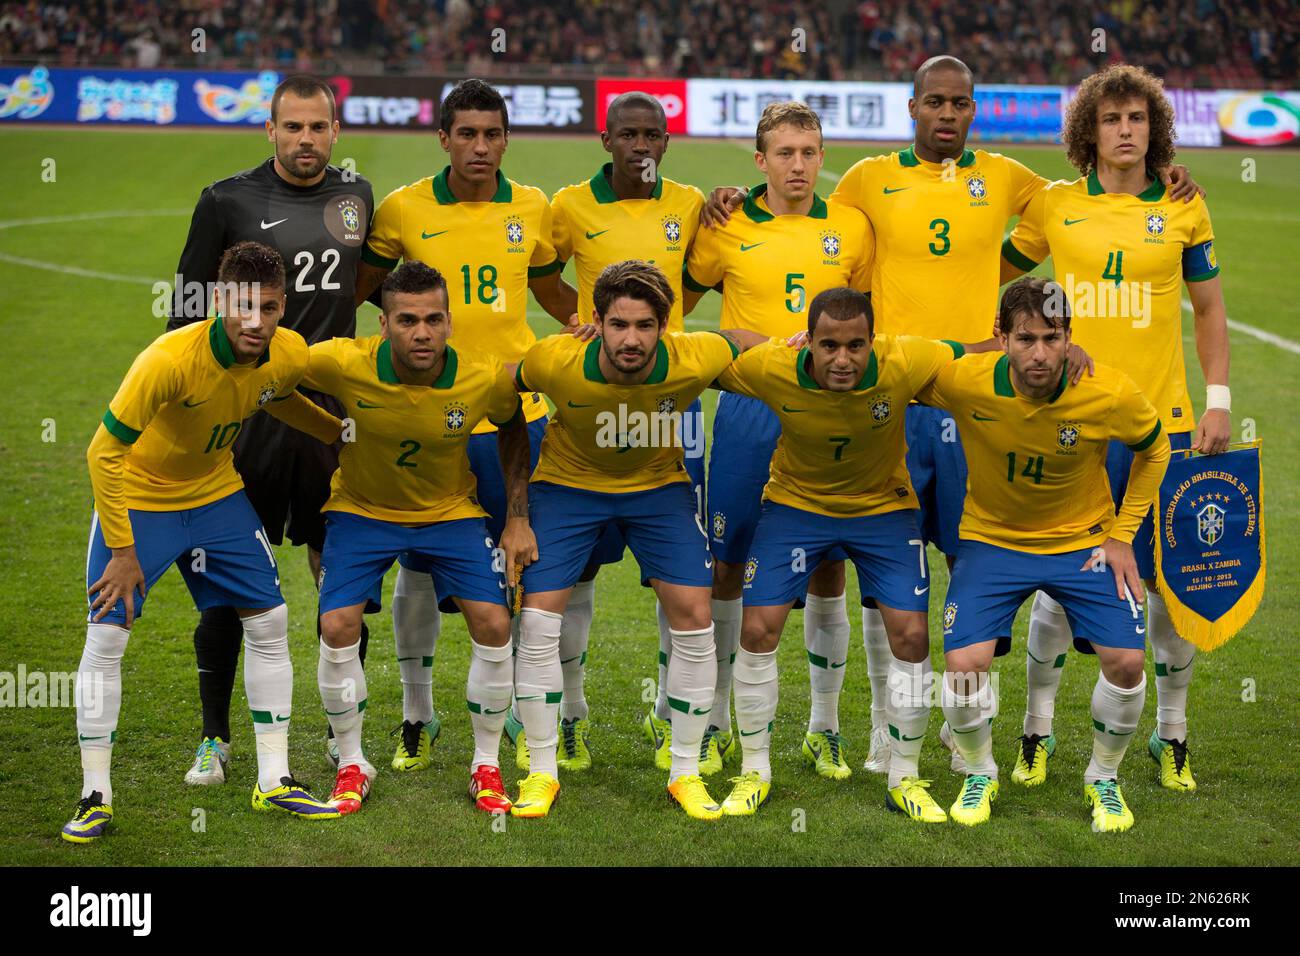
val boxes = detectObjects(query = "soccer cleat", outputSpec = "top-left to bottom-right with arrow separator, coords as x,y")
557,717 -> 592,772
938,721 -> 968,774
328,763 -> 375,815
698,725 -> 734,776
667,774 -> 723,821
1010,733 -> 1056,787
510,771 -> 560,818
862,724 -> 891,774
503,711 -> 530,772
643,710 -> 672,771
1148,730 -> 1196,791
61,792 -> 112,843
949,774 -> 999,827
802,730 -> 851,780
468,764 -> 513,814
720,771 -> 771,816
252,776 -> 342,820
1085,778 -> 1135,833
885,777 -> 948,823
184,736 -> 230,786
391,719 -> 437,772
325,725 -> 340,770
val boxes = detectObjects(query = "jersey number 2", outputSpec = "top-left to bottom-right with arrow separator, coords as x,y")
293,249 -> 342,292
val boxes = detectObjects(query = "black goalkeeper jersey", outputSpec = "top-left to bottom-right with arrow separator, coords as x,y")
166,158 -> 373,343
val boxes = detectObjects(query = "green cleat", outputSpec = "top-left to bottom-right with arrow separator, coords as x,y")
802,730 -> 851,780
557,717 -> 592,772
950,774 -> 999,826
1010,733 -> 1056,787
1084,778 -> 1135,832
1148,730 -> 1196,791
698,725 -> 735,776
644,710 -> 672,771
391,718 -> 439,772
504,710 -> 530,772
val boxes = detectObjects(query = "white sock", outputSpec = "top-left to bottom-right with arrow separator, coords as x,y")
887,657 -> 931,787
467,640 -> 513,769
1148,590 -> 1194,741
558,580 -> 595,721
318,637 -> 368,775
863,606 -> 892,732
76,623 -> 129,804
243,605 -> 294,789
1025,591 -> 1072,737
667,625 -> 716,782
805,591 -> 849,733
516,608 -> 562,776
941,674 -> 999,779
1086,672 -> 1146,782
392,566 -> 439,726
654,601 -> 672,721
710,597 -> 742,733
733,646 -> 777,782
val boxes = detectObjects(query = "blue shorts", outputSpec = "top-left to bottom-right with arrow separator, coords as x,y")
522,481 -> 712,594
743,504 -> 930,612
85,491 -> 283,626
319,511 -> 505,615
708,392 -> 779,565
589,398 -> 706,570
906,403 -> 967,557
942,540 -> 1146,656
1106,429 -> 1192,580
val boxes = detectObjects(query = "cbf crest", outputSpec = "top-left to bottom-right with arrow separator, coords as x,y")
1057,421 -> 1081,453
505,215 -> 525,246
870,396 -> 892,424
1145,208 -> 1167,240
444,401 -> 469,433
712,512 -> 726,540
743,557 -> 759,584
1197,502 -> 1225,546
943,602 -> 958,630
338,198 -> 361,235
662,215 -> 682,247
256,383 -> 279,407
819,229 -> 842,261
965,172 -> 988,205
657,395 -> 677,414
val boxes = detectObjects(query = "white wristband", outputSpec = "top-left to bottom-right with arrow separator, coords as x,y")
1206,384 -> 1231,411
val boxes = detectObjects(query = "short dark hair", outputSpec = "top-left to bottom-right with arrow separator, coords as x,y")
997,277 -> 1070,336
913,55 -> 974,99
218,241 -> 285,288
440,79 -> 509,135
605,91 -> 666,132
381,261 -> 449,312
271,74 -> 336,123
808,287 -> 873,337
593,260 -> 674,325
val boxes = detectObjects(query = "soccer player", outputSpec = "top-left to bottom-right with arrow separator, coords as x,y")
167,74 -> 376,785
1000,64 -> 1230,792
918,277 -> 1170,832
543,91 -> 706,772
716,288 -> 980,822
64,242 -> 345,842
301,262 -> 536,815
354,79 -> 577,774
509,261 -> 765,819
702,56 -> 1200,775
684,101 -> 873,781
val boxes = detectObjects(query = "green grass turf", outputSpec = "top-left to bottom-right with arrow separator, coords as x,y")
0,130 -> 1296,865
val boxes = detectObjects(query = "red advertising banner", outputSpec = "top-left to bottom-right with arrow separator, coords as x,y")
595,78 -> 688,133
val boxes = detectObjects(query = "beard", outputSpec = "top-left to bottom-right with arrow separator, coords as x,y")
278,145 -> 329,180
603,340 -> 654,374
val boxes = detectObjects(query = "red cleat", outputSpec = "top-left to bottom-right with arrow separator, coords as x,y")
329,763 -> 373,815
468,764 -> 513,814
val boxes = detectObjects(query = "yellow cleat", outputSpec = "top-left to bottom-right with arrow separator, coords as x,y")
1010,733 -> 1056,787
667,774 -> 723,820
391,719 -> 436,772
802,730 -> 851,780
1148,730 -> 1196,791
504,711 -> 530,772
720,771 -> 771,816
643,710 -> 672,771
949,774 -> 999,827
698,725 -> 735,776
510,771 -> 560,818
557,717 -> 592,772
1084,779 -> 1135,833
885,777 -> 948,823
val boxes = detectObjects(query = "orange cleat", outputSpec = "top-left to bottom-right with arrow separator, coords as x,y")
468,764 -> 513,814
328,763 -> 373,815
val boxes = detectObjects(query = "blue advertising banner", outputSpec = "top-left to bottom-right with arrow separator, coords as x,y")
1155,442 -> 1265,651
968,84 -> 1063,143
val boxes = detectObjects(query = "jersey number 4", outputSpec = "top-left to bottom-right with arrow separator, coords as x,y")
1006,452 -> 1045,484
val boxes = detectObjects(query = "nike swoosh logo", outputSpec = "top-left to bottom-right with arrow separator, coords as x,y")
357,399 -> 384,409
883,187 -> 909,195
830,661 -> 845,669
421,230 -> 448,239
1064,218 -> 1088,226
972,412 -> 998,421
183,398 -> 208,408
900,732 -> 926,741
260,218 -> 287,229
1136,626 -> 1147,635
275,714 -> 289,722
516,695 -> 541,701
560,656 -> 581,664
740,242 -> 765,252
324,707 -> 351,716
1107,729 -> 1134,736
1169,660 -> 1191,672
692,707 -> 711,715
483,706 -> 509,715
397,656 -> 419,661
1026,650 -> 1052,664
781,404 -> 806,413
739,727 -> 766,737
79,734 -> 107,741
585,229 -> 609,239
914,585 -> 929,595
567,400 -> 593,408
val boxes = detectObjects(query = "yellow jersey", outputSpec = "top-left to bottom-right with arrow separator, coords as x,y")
917,352 -> 1170,553
717,335 -> 961,517
517,331 -> 739,493
684,187 -> 874,338
1002,171 -> 1219,433
830,146 -> 1045,342
88,319 -> 311,548
551,164 -> 704,333
301,336 -> 520,524
363,166 -> 557,433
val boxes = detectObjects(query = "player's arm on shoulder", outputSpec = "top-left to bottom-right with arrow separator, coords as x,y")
912,355 -> 960,409
264,392 -> 344,444
717,327 -> 767,355
1000,183 -> 1049,284
701,184 -> 747,228
168,185 -> 224,331
710,337 -> 769,394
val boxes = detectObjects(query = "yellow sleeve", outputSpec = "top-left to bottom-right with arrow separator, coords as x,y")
714,340 -> 770,398
1006,156 -> 1048,217
1002,185 -> 1049,271
264,392 -> 342,444
550,190 -> 575,263
828,159 -> 867,213
362,186 -> 405,269
1182,201 -> 1220,282
684,224 -> 723,292
487,361 -> 524,425
514,338 -> 552,394
914,359 -> 959,411
528,196 -> 563,275
849,215 -> 876,292
1110,376 -> 1171,543
299,338 -> 347,396
1190,199 -> 1215,245
906,336 -> 963,391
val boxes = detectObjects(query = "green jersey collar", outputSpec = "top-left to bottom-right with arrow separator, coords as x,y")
993,354 -> 1068,402
209,317 -> 270,368
432,166 -> 512,204
742,183 -> 828,223
795,346 -> 878,391
378,339 -> 459,387
590,162 -> 663,203
583,338 -> 669,384
1086,168 -> 1165,202
899,145 -> 976,168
